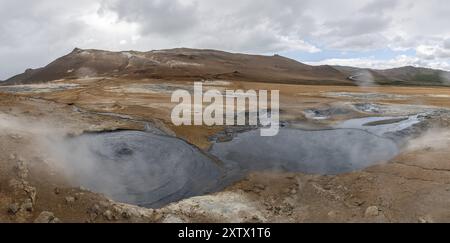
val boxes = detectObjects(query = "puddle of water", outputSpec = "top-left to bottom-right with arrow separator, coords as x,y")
60,131 -> 224,208
335,115 -> 422,136
353,103 -> 442,117
210,128 -> 400,175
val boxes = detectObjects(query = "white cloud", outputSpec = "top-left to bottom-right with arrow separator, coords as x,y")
417,44 -> 450,60
1,0 -> 450,79
307,55 -> 450,71
100,0 -> 199,36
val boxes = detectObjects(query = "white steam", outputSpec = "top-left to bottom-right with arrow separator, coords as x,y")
349,70 -> 376,87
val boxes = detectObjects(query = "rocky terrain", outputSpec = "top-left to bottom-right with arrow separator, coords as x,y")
1,48 -> 450,223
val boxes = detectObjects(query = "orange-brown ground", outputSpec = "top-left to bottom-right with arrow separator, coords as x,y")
1,79 -> 450,223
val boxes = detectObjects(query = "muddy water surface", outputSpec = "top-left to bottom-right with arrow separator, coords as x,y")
62,118 -> 414,208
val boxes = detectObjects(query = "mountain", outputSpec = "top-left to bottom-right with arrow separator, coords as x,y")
334,65 -> 450,86
3,48 -> 450,86
3,48 -> 349,85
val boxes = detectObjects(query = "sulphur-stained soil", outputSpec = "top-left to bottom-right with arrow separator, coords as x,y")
1,77 -> 450,223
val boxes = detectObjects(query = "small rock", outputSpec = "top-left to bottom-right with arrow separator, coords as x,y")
9,154 -> 16,160
7,203 -> 20,215
122,210 -> 131,219
87,204 -> 101,222
365,206 -> 380,217
290,189 -> 297,195
74,193 -> 85,200
98,201 -> 110,208
254,184 -> 266,191
21,199 -> 33,212
153,211 -> 163,222
103,210 -> 114,221
89,204 -> 101,216
163,214 -> 185,223
34,211 -> 60,223
352,199 -> 366,207
9,134 -> 22,140
24,185 -> 37,203
327,211 -> 338,218
418,216 -> 434,223
65,196 -> 76,204
54,188 -> 60,195
51,217 -> 62,223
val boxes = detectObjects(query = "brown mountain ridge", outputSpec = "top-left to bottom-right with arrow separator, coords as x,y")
3,48 -> 450,86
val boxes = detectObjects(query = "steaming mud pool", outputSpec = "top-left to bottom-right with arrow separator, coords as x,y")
63,116 -> 420,208
63,132 -> 224,208
210,129 -> 399,174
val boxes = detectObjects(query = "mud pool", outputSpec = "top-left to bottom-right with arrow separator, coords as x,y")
335,114 -> 423,136
60,131 -> 224,208
58,114 -> 420,208
210,128 -> 399,175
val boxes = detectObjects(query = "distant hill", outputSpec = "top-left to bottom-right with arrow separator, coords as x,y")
3,48 -> 450,87
334,65 -> 450,86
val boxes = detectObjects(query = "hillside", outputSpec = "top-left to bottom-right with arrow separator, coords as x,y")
334,65 -> 450,86
3,48 -> 450,87
3,48 -> 349,85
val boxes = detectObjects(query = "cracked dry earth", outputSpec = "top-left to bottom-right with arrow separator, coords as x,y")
1,81 -> 450,223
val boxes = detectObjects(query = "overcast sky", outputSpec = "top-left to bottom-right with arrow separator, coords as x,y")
1,0 -> 450,80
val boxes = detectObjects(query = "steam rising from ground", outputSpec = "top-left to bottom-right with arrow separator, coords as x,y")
0,113 -> 224,208
405,128 -> 450,151
0,113 -> 64,135
52,131 -> 224,207
350,70 -> 376,87
440,71 -> 450,85
0,112 -> 438,207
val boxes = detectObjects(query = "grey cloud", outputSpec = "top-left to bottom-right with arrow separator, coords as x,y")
360,0 -> 402,14
327,34 -> 388,51
444,39 -> 450,50
100,0 -> 199,36
1,0 -> 450,79
416,39 -> 450,61
324,15 -> 392,38
0,0 -> 95,79
101,0 -> 320,53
